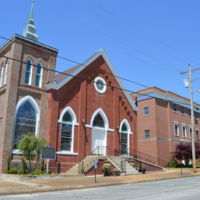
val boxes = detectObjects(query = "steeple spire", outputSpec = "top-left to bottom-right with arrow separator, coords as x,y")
23,0 -> 39,42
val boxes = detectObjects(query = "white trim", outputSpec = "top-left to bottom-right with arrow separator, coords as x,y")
25,59 -> 33,85
3,63 -> 8,85
173,121 -> 179,137
59,106 -> 78,124
15,96 -> 40,124
90,108 -> 109,129
58,120 -> 79,126
119,119 -> 132,155
181,123 -> 187,137
13,96 -> 40,150
0,63 -> 5,86
94,77 -> 107,94
56,151 -> 78,156
12,149 -> 24,154
119,119 -> 132,134
46,49 -> 138,111
59,106 -> 78,153
35,62 -> 43,88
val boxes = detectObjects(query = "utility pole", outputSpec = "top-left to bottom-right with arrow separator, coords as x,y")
180,64 -> 197,173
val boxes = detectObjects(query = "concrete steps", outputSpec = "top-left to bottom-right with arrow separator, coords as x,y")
66,155 -> 138,176
66,155 -> 98,175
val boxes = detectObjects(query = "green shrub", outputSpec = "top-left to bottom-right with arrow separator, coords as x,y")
167,156 -> 178,168
102,162 -> 112,176
32,169 -> 43,175
17,168 -> 28,175
9,168 -> 18,174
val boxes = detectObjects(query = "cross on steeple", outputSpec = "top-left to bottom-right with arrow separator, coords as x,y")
23,0 -> 39,42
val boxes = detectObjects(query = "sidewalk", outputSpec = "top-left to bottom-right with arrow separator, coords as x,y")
0,169 -> 199,196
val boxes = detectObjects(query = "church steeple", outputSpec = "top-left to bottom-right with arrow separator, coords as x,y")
23,0 -> 39,42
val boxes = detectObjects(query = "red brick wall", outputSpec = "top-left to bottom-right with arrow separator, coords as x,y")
47,56 -> 137,172
136,96 -> 200,166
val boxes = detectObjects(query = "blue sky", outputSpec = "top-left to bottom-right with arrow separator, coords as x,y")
1,0 -> 200,101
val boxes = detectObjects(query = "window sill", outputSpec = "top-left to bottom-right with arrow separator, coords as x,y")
12,150 -> 23,154
12,150 -> 37,155
144,114 -> 150,117
56,151 -> 78,156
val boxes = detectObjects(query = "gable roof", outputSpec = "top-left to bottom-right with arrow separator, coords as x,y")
46,49 -> 138,111
54,64 -> 81,83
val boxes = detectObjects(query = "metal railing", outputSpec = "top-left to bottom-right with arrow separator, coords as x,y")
125,148 -> 168,167
91,146 -> 168,168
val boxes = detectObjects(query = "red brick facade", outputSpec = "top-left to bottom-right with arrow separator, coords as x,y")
133,87 -> 200,165
46,54 -> 137,172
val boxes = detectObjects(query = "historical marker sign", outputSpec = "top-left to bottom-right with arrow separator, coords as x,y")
41,145 -> 56,160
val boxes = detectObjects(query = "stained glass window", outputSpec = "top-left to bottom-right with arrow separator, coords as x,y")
13,101 -> 36,149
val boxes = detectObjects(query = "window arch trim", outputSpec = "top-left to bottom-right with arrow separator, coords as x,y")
13,96 -> 40,154
58,106 -> 78,154
119,119 -> 132,134
58,106 -> 79,125
24,59 -> 33,85
35,62 -> 43,88
90,108 -> 109,130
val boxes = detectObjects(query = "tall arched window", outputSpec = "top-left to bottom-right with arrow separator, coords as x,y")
24,60 -> 32,85
13,97 -> 39,150
59,107 -> 77,152
35,63 -> 43,87
119,119 -> 131,155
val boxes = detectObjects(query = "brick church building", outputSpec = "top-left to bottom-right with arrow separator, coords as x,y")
0,1 -> 137,173
0,1 -> 199,173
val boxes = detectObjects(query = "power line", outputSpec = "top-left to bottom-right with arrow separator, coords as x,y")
0,53 -> 198,108
0,35 -> 149,88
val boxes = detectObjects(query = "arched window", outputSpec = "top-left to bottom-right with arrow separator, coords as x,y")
59,107 -> 77,152
90,108 -> 109,130
93,113 -> 105,128
119,120 -> 131,155
13,98 -> 39,149
24,60 -> 32,85
35,63 -> 43,87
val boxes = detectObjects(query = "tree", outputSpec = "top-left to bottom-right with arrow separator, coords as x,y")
173,142 -> 192,166
17,133 -> 46,173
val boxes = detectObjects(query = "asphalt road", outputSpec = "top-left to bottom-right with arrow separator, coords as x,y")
1,176 -> 200,200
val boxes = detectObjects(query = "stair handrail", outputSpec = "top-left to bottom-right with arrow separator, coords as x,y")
126,148 -> 168,167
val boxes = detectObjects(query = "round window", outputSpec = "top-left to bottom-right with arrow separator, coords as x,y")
94,77 -> 106,94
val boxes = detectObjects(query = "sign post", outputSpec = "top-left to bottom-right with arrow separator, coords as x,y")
94,159 -> 98,183
41,145 -> 56,174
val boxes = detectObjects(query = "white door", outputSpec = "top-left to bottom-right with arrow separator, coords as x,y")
92,128 -> 106,155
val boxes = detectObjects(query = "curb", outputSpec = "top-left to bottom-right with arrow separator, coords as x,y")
0,173 -> 200,196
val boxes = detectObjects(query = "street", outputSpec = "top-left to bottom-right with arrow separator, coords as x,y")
1,176 -> 200,200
